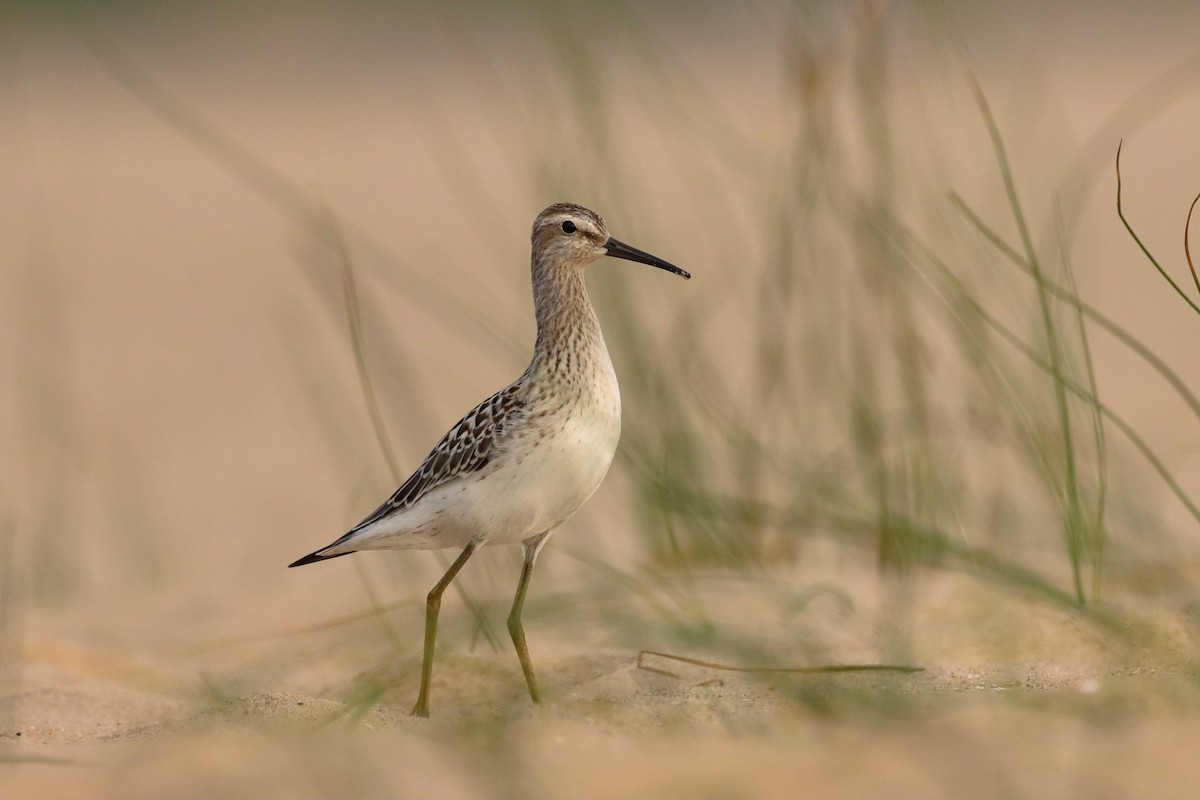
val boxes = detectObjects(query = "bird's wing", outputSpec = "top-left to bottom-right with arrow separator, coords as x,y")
347,380 -> 525,533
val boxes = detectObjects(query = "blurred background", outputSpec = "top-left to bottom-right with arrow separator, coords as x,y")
4,1 -> 1200,797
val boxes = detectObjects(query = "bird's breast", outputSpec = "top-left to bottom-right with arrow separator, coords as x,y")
478,360 -> 621,543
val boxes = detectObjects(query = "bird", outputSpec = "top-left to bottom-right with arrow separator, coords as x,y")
289,203 -> 690,717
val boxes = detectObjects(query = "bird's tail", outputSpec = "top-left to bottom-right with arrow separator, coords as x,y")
288,530 -> 359,567
287,549 -> 353,568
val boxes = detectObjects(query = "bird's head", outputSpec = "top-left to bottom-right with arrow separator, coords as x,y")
530,203 -> 690,280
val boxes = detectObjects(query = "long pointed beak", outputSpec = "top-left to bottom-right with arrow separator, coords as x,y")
604,237 -> 691,280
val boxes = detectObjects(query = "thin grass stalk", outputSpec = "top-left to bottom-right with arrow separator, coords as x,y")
1115,142 -> 1200,316
1186,192 -> 1200,296
974,79 -> 1088,602
1053,203 -> 1108,598
899,227 -> 1200,529
1056,51 -> 1200,246
324,208 -> 501,652
952,193 -> 1200,423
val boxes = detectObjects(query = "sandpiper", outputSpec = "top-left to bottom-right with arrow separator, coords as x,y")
290,203 -> 689,717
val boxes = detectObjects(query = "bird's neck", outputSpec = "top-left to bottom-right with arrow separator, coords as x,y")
528,263 -> 610,383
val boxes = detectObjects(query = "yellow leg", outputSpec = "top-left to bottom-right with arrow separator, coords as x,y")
411,541 -> 479,718
508,532 -> 550,704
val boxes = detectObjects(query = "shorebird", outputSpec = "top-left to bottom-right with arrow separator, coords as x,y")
289,203 -> 689,717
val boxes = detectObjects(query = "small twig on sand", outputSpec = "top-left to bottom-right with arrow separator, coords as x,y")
636,649 -> 924,681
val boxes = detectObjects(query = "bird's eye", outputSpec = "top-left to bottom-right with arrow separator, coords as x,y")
561,220 -> 577,234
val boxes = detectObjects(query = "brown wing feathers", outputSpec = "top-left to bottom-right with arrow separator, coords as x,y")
288,382 -> 524,567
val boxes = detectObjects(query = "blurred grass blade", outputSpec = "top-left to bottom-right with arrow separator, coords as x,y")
971,76 -> 1088,603
900,226 -> 1200,529
952,192 -> 1200,423
323,208 -> 502,653
1054,203 -> 1108,596
80,32 -> 521,359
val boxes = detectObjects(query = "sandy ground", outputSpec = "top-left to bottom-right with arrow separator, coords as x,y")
6,644 -> 1200,799
6,565 -> 1200,798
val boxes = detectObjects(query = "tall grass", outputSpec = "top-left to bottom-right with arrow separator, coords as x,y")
514,1 -> 1200,669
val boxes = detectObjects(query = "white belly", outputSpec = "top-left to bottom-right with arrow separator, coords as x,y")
477,402 -> 621,544
348,395 -> 620,552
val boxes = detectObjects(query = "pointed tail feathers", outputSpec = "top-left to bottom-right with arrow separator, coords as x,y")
288,530 -> 360,568
288,549 -> 354,568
